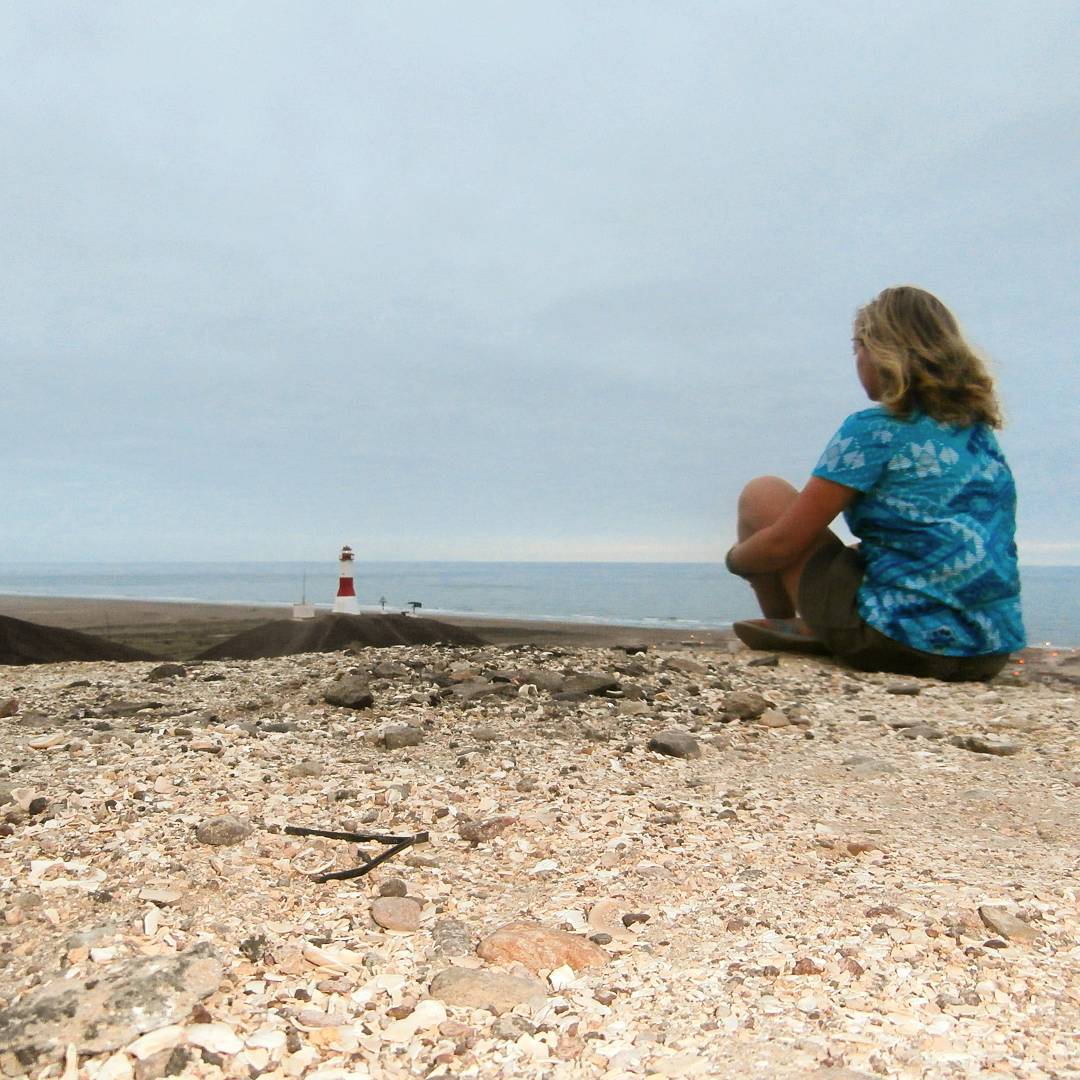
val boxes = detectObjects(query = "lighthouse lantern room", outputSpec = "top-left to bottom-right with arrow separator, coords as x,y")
332,545 -> 360,615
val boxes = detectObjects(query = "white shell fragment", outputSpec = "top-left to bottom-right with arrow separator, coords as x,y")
185,1022 -> 244,1055
124,1025 -> 185,1060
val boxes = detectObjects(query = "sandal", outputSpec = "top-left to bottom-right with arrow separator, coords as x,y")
732,618 -> 831,656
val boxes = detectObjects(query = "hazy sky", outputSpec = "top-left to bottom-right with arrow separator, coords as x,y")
4,1 -> 1078,563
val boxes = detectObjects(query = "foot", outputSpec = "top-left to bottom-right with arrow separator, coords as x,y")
732,617 -> 831,655
743,617 -> 817,637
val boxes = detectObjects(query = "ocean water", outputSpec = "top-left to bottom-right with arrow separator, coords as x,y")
0,561 -> 1076,647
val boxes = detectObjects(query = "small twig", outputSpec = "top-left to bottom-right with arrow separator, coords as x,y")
284,824 -> 429,882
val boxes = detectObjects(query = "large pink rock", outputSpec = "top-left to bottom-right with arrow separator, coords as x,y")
476,922 -> 608,973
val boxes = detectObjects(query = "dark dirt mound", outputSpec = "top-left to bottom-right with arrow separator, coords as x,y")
0,615 -> 158,666
195,613 -> 486,661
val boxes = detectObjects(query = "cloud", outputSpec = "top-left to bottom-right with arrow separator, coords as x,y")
1,0 -> 1077,561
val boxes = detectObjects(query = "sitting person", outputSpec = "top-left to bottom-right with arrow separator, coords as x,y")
725,285 -> 1025,681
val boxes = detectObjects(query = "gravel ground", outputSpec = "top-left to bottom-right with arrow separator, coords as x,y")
1,643 -> 1077,1079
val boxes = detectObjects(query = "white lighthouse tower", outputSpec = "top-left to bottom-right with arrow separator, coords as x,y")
332,545 -> 360,615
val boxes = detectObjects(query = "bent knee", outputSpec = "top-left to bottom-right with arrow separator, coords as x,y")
738,475 -> 798,511
737,475 -> 799,535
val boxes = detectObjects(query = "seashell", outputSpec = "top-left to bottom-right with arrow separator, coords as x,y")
186,1022 -> 244,1055
290,847 -> 336,877
125,1025 -> 185,1061
302,942 -> 365,973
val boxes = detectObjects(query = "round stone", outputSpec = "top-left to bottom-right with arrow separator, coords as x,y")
194,814 -> 252,847
371,896 -> 422,932
378,878 -> 408,898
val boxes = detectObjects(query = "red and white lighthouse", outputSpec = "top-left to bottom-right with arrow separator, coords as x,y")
332,545 -> 360,614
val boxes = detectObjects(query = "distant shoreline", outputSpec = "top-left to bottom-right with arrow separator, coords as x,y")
0,561 -> 1076,648
3,592 -> 1078,669
0,593 -> 736,654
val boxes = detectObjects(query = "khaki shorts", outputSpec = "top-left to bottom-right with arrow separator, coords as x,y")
798,544 -> 1009,682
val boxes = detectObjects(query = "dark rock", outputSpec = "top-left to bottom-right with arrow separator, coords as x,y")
378,878 -> 408,898
898,724 -> 943,740
458,816 -> 515,844
324,674 -> 375,710
562,673 -> 621,696
444,680 -> 516,703
722,691 -> 771,719
492,1014 -> 537,1039
100,700 -> 166,717
647,731 -> 702,759
950,735 -> 1021,756
239,936 -> 267,962
371,661 -> 411,678
431,918 -> 474,957
619,644 -> 648,655
194,814 -> 252,846
517,670 -> 567,693
0,698 -> 17,718
382,726 -> 423,750
662,656 -> 707,675
885,681 -> 922,696
147,664 -> 187,682
747,654 -> 780,667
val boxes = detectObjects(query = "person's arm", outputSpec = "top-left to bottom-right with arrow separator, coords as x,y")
726,476 -> 857,576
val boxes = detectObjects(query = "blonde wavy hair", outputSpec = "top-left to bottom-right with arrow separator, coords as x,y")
854,286 -> 1003,428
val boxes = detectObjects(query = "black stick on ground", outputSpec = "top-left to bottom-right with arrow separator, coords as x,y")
284,824 -> 430,883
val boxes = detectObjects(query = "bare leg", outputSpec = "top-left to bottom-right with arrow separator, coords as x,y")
735,475 -> 843,617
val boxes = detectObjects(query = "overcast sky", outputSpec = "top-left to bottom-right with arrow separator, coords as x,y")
3,1 -> 1077,564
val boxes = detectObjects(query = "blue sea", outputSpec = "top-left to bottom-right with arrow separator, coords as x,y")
0,562 -> 1076,647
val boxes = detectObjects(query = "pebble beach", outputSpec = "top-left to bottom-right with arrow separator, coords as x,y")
1,605 -> 1079,1079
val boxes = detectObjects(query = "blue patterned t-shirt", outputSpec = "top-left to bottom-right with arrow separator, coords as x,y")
812,407 -> 1025,656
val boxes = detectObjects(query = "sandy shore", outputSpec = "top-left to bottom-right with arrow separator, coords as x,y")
0,595 -> 735,656
0,635 -> 1077,1077
3,594 -> 1077,686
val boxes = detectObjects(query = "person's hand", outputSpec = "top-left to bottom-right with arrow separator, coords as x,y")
725,545 -> 745,577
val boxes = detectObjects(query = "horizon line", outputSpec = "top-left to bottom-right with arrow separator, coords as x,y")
1,558 -> 1078,569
